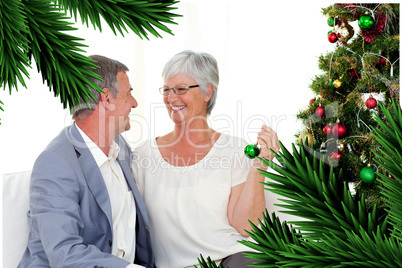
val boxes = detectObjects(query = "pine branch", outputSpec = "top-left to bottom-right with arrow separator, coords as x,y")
314,227 -> 402,267
372,99 -> 402,243
24,0 -> 104,110
239,210 -> 304,267
238,140 -> 401,266
196,255 -> 224,268
1,0 -> 181,123
57,0 -> 181,39
0,0 -> 31,93
258,142 -> 389,242
240,207 -> 402,267
0,99 -> 3,125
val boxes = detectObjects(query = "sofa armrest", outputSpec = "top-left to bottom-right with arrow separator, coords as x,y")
2,170 -> 31,268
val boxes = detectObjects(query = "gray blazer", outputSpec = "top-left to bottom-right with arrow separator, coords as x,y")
18,124 -> 154,268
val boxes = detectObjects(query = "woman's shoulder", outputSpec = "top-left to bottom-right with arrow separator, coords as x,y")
210,133 -> 250,160
217,133 -> 248,148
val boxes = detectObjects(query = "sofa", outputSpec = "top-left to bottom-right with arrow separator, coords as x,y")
2,170 -> 31,268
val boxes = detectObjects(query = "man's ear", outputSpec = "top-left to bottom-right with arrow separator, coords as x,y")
205,83 -> 214,102
100,88 -> 111,108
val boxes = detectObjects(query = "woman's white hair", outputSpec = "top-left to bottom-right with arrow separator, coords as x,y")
162,50 -> 219,115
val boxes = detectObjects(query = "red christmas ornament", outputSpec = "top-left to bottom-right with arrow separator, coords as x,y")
309,98 -> 316,105
328,32 -> 338,43
375,57 -> 387,70
378,57 -> 387,66
315,106 -> 325,118
330,152 -> 341,160
332,123 -> 348,139
323,125 -> 332,135
365,96 -> 377,109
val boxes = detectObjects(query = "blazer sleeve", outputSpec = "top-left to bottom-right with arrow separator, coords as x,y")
26,150 -> 129,268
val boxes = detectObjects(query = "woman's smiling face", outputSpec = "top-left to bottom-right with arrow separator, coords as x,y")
163,73 -> 210,125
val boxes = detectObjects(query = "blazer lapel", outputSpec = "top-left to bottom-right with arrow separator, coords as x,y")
116,154 -> 149,226
68,124 -> 113,231
115,135 -> 154,266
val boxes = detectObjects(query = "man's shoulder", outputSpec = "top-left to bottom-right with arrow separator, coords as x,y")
34,125 -> 79,165
42,126 -> 74,152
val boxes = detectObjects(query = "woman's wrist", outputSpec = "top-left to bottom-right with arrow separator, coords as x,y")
252,159 -> 268,171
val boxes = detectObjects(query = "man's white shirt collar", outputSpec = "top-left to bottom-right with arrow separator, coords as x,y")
75,124 -> 120,167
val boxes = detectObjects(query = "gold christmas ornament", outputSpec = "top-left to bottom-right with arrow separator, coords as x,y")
333,79 -> 342,88
337,141 -> 345,152
298,131 -> 314,147
338,23 -> 354,42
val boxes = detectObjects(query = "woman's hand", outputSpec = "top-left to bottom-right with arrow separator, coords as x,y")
254,124 -> 280,168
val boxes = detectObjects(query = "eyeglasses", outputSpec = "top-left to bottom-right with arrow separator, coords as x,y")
159,85 -> 199,96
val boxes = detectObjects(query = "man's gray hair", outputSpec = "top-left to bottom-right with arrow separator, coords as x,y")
72,55 -> 129,120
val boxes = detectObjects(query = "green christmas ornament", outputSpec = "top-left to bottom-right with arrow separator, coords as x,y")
358,14 -> 374,30
244,144 -> 260,159
327,17 -> 336,27
360,165 -> 376,183
328,80 -> 335,90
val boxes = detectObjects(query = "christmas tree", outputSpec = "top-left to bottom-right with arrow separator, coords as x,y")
197,3 -> 401,267
295,3 -> 399,211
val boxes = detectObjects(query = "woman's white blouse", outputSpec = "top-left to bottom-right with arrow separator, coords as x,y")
132,133 -> 254,268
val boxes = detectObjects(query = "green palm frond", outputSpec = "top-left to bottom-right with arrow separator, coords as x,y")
241,211 -> 402,267
258,142 -> 388,242
321,227 -> 402,267
57,0 -> 181,39
0,0 -> 31,92
0,100 -> 3,125
236,131 -> 401,266
372,99 -> 402,243
1,0 -> 181,122
24,0 -> 103,110
239,211 -> 304,267
277,227 -> 402,267
196,255 -> 224,268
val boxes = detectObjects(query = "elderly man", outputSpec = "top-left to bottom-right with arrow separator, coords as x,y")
18,55 -> 154,268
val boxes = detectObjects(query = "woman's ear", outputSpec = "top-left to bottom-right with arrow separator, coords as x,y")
205,83 -> 214,102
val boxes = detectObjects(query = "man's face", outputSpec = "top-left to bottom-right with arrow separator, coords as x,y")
108,71 -> 137,134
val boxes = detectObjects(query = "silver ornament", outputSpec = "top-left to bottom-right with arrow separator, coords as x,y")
338,23 -> 354,42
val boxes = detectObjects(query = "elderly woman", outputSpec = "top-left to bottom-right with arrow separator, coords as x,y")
132,50 -> 280,268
